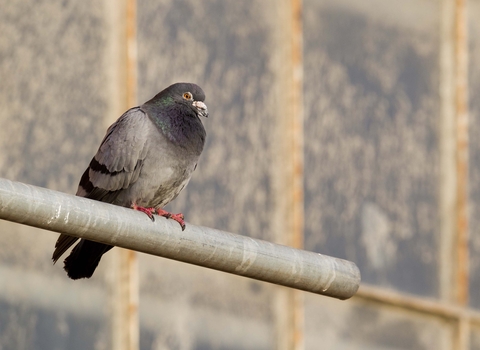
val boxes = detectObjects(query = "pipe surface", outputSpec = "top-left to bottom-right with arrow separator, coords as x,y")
0,178 -> 360,299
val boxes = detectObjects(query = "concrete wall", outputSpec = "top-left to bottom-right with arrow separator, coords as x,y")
1,0 -> 479,349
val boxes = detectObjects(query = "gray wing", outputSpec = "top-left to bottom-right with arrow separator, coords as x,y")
79,106 -> 151,199
53,107 -> 151,263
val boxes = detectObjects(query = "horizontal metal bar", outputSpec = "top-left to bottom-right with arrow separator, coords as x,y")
356,284 -> 480,325
0,178 -> 360,299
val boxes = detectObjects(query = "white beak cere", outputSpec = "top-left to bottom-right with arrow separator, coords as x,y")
192,101 -> 209,118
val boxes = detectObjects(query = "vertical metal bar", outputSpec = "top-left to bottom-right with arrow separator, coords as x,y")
440,0 -> 469,348
439,0 -> 456,304
126,0 -> 137,109
440,0 -> 469,304
111,248 -> 139,350
290,1 -> 305,348
455,317 -> 471,350
290,0 -> 304,253
454,0 -> 469,307
105,0 -> 139,348
272,0 -> 304,349
116,0 -> 139,349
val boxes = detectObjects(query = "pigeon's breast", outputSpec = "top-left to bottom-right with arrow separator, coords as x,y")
122,118 -> 200,208
134,160 -> 194,208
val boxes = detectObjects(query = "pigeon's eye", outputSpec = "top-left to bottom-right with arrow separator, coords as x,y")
183,92 -> 193,100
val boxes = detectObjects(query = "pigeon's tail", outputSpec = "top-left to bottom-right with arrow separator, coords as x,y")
63,239 -> 113,280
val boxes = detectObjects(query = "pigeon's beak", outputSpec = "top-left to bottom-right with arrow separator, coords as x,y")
193,101 -> 209,118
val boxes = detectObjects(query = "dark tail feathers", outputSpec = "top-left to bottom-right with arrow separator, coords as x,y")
64,239 -> 113,280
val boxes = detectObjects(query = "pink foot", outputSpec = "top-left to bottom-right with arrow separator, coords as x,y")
132,205 -> 186,230
132,204 -> 156,221
156,209 -> 186,231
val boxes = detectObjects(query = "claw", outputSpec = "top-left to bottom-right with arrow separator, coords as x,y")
156,208 -> 172,219
155,209 -> 186,231
132,205 -> 186,230
132,204 -> 155,221
169,213 -> 186,231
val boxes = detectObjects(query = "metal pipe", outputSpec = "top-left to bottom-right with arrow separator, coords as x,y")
356,284 -> 480,323
0,178 -> 360,299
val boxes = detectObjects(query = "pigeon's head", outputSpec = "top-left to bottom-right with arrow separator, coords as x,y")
156,82 -> 209,119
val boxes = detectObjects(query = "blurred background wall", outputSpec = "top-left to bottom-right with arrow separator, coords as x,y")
1,0 -> 480,349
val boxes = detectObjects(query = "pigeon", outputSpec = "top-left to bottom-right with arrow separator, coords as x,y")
52,82 -> 208,280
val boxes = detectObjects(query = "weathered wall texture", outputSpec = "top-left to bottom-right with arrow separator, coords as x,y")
0,0 -> 479,349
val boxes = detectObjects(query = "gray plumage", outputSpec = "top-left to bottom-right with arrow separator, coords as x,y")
52,82 -> 208,279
